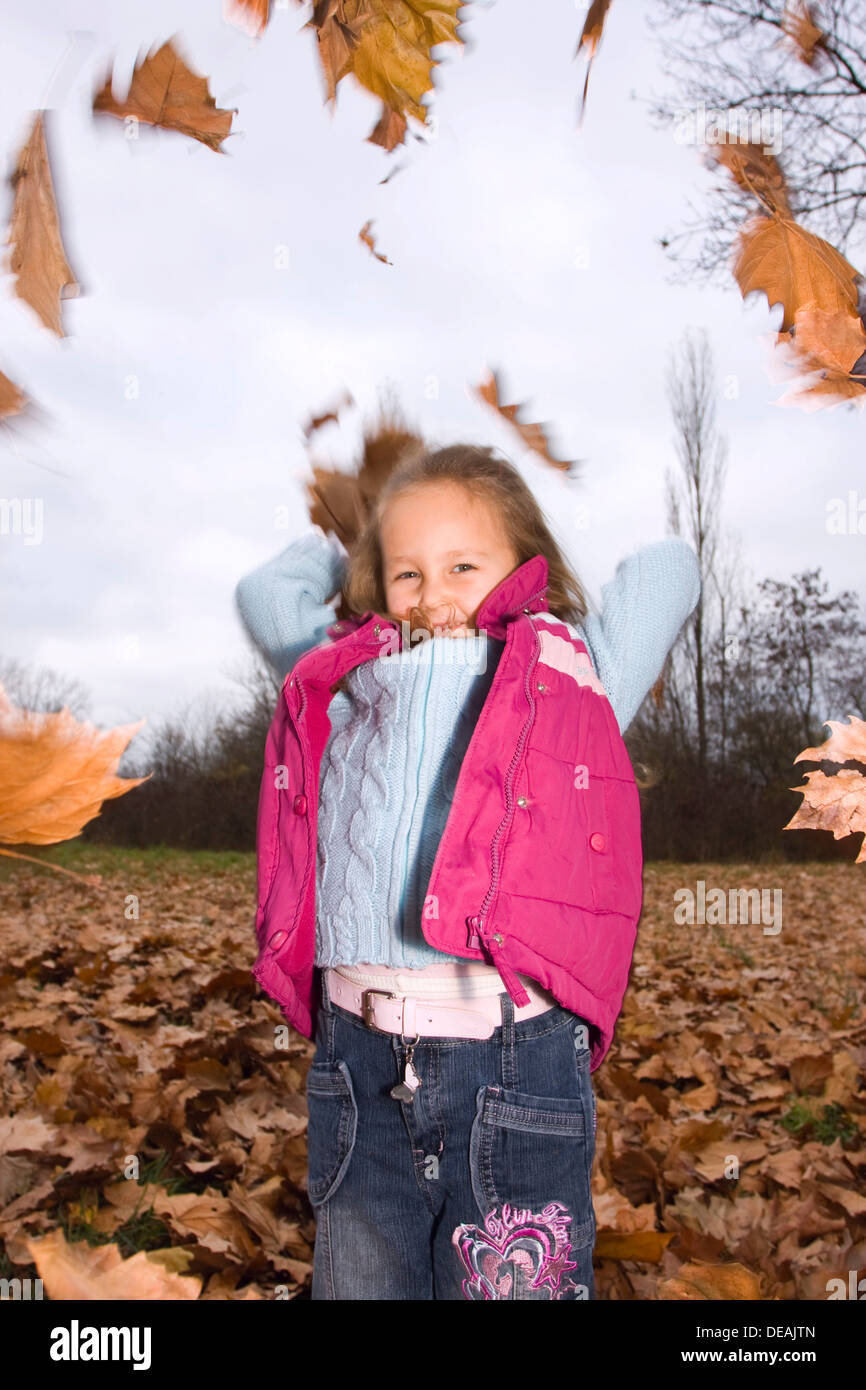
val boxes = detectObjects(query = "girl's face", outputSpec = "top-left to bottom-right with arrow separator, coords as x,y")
379,482 -> 520,637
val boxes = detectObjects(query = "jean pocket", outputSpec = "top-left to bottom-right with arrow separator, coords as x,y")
469,1084 -> 595,1252
305,1059 -> 357,1208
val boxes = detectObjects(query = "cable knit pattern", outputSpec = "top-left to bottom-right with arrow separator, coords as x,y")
235,524 -> 702,970
315,634 -> 503,966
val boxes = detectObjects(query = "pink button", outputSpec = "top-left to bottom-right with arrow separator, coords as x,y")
589,832 -> 606,852
293,794 -> 307,815
267,929 -> 288,950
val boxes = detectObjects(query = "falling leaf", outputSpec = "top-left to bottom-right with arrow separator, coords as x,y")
27,1227 -> 202,1299
305,400 -> 425,549
712,141 -> 792,220
92,36 -> 237,152
733,214 -> 861,335
785,715 -> 866,863
472,366 -> 577,472
0,367 -> 28,419
223,0 -> 270,38
301,389 -> 355,440
781,1 -> 827,67
769,301 -> 866,411
5,112 -> 80,336
0,681 -> 149,849
575,0 -> 613,123
292,0 -> 467,150
359,219 -> 392,264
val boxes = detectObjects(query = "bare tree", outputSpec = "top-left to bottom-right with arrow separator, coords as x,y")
644,0 -> 866,285
0,655 -> 92,718
665,326 -> 729,778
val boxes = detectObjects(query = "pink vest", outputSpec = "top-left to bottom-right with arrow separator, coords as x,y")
250,553 -> 644,1071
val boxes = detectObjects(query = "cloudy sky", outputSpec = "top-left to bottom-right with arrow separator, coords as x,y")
2,0 -> 863,748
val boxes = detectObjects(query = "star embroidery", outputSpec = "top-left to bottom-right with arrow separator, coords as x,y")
534,1247 -> 579,1291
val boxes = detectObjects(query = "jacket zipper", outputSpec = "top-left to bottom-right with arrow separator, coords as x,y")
466,607 -> 543,1002
396,639 -> 434,929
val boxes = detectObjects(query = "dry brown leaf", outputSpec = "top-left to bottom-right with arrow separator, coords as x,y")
781,1 -> 828,67
93,36 -> 236,152
223,0 -> 270,39
359,219 -> 392,265
5,112 -> 80,336
472,366 -> 577,473
292,0 -> 467,151
658,1260 -> 764,1300
733,214 -> 861,335
0,681 -> 149,848
27,1227 -> 202,1299
712,142 -> 792,220
575,0 -> 613,123
785,715 -> 866,863
595,1229 -> 674,1262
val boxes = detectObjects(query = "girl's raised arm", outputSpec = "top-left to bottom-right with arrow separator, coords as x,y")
575,536 -> 701,735
234,526 -> 347,682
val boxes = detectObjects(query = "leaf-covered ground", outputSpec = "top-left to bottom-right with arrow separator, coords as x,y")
0,848 -> 864,1300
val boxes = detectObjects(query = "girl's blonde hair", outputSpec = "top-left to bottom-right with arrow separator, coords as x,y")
338,443 -> 588,626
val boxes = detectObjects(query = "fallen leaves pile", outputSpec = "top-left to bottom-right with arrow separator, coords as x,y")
0,854 -> 863,1300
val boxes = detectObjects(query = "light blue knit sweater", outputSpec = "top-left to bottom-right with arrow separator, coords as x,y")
235,527 -> 701,968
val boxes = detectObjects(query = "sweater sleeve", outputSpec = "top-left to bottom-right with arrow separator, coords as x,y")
574,537 -> 701,735
234,526 -> 348,682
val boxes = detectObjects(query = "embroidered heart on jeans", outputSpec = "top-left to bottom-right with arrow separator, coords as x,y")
452,1201 -> 580,1301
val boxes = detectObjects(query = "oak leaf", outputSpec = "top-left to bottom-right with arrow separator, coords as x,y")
5,112 -> 80,336
92,36 -> 236,152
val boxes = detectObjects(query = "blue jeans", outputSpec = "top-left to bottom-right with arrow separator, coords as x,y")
305,969 -> 598,1300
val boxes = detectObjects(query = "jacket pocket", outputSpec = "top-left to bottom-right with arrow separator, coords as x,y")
468,1083 -> 595,1254
305,1059 -> 358,1208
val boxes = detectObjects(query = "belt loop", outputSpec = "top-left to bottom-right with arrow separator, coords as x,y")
500,990 -> 516,1089
320,968 -> 336,1060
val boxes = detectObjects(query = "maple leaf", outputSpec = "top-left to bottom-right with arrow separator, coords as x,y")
772,301 -> 866,412
92,36 -> 237,152
5,112 -> 80,337
733,213 -> 861,335
785,716 -> 866,864
658,1260 -> 764,1300
781,0 -> 828,67
711,141 -> 792,221
0,683 -> 149,881
472,366 -> 578,473
27,1227 -> 202,1300
359,219 -> 393,264
575,0 -> 613,124
291,0 -> 467,150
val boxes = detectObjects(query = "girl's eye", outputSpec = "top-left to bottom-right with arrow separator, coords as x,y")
392,564 -> 475,581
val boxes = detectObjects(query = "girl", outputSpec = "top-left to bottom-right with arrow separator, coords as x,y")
235,443 -> 701,1301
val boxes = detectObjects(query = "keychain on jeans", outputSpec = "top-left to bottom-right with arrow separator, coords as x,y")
390,1034 -> 422,1102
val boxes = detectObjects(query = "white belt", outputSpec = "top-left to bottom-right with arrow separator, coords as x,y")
324,966 -> 557,1039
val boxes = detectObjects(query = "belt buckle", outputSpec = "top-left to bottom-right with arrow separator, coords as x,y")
361,988 -> 397,1034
